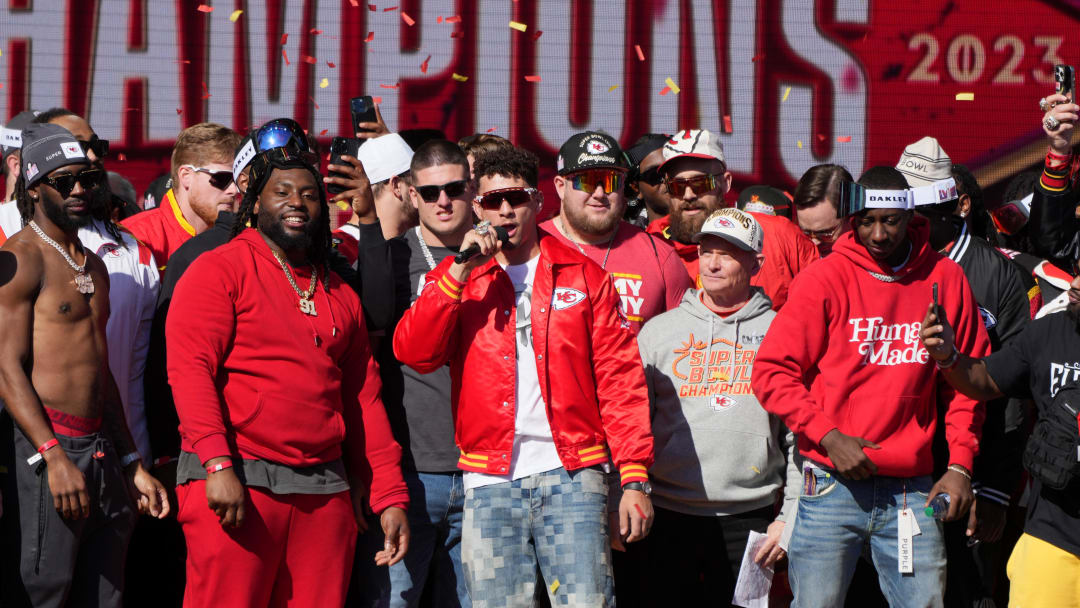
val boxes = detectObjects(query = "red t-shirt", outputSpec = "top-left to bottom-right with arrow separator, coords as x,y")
121,188 -> 196,272
539,220 -> 692,332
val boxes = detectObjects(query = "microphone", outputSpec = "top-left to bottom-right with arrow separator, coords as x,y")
454,225 -> 511,263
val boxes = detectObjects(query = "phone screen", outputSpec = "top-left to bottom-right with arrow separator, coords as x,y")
350,96 -> 377,134
1055,65 -> 1075,103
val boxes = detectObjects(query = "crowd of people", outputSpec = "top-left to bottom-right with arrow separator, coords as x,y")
0,89 -> 1077,608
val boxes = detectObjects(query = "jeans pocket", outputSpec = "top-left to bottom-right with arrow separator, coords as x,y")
800,467 -> 840,500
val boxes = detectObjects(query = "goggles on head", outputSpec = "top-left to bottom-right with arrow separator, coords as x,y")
247,145 -> 322,199
837,182 -> 914,217
987,192 -> 1033,236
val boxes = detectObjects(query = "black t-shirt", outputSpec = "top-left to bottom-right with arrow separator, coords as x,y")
985,312 -> 1080,557
375,228 -> 460,473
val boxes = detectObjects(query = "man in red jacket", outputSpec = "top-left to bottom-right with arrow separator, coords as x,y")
647,129 -> 818,310
751,166 -> 991,607
394,145 -> 654,606
166,142 -> 410,607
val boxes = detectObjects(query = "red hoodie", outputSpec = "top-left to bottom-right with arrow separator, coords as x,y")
750,216 -> 990,476
167,229 -> 408,512
647,212 -> 818,310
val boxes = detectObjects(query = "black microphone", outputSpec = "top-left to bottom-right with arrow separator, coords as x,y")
454,226 -> 511,263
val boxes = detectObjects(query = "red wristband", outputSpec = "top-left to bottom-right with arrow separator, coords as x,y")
206,461 -> 233,475
37,438 -> 59,454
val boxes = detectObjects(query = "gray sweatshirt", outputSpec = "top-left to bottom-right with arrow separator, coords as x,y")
638,287 -> 801,521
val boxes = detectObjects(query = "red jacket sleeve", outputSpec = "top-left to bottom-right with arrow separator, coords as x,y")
166,253 -> 236,464
392,259 -> 463,373
589,272 -> 654,484
341,304 -> 409,514
751,272 -> 838,446
940,272 -> 991,471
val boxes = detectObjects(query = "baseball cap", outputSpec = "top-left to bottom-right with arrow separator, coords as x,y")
20,123 -> 90,188
2,110 -> 40,158
737,185 -> 793,217
143,174 -> 170,210
692,208 -> 763,253
556,131 -> 629,175
357,133 -> 414,183
625,133 -> 669,168
659,129 -> 725,173
896,136 -> 952,187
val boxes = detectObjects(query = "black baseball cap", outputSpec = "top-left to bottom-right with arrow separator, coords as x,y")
556,131 -> 629,175
737,185 -> 793,218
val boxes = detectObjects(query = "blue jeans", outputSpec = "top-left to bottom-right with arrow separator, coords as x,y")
788,468 -> 946,608
353,471 -> 470,608
462,467 -> 612,608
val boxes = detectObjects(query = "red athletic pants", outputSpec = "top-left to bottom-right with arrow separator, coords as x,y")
176,480 -> 357,608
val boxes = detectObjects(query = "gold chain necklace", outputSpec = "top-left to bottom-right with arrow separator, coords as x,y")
269,248 -> 318,316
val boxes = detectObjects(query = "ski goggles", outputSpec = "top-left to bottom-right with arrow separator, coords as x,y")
664,173 -> 722,198
255,118 -> 313,155
41,168 -> 106,198
415,180 -> 469,202
566,169 -> 625,194
837,182 -> 914,217
475,187 -> 537,210
987,193 -> 1032,236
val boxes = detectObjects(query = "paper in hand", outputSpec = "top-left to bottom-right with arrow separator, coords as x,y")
732,530 -> 774,608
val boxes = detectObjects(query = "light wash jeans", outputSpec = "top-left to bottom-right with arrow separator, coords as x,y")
788,467 -> 946,608
462,467 -> 612,608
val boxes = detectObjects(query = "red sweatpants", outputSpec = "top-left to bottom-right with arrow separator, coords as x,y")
176,480 -> 357,608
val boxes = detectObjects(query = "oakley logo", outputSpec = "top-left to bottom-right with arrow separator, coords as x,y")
552,287 -> 586,310
868,195 -> 907,203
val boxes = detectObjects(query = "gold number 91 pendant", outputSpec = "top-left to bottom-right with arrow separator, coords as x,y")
299,298 -> 317,316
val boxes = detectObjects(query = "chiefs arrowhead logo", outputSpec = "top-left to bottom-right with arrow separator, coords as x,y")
587,141 -> 609,154
552,287 -> 586,310
709,395 -> 737,412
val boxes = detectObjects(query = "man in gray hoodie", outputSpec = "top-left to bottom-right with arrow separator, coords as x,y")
636,207 -> 801,606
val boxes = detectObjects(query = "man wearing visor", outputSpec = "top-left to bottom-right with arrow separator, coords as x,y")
122,122 -> 242,271
752,166 -> 990,607
166,132 -> 409,607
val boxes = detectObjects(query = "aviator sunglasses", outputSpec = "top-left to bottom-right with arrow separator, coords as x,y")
664,173 -> 722,198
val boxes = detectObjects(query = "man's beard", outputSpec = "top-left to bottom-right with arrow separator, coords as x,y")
668,204 -> 712,244
42,196 -> 91,231
562,201 -> 620,237
259,211 -> 320,253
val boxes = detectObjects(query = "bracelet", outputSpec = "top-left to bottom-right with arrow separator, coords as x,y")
206,460 -> 233,475
26,438 -> 60,466
948,464 -> 972,480
120,452 -> 141,467
935,346 -> 960,370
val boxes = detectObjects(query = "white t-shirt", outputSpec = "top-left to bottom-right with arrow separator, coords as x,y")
464,255 -> 562,491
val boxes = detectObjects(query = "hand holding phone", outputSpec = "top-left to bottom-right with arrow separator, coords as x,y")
327,137 -> 362,195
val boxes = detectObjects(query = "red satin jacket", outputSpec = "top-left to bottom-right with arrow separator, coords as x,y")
393,232 -> 654,486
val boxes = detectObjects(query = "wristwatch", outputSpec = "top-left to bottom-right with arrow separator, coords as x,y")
622,481 -> 652,496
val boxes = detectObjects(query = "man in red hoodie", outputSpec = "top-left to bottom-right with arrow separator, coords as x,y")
751,166 -> 991,607
647,129 -> 818,310
166,142 -> 410,607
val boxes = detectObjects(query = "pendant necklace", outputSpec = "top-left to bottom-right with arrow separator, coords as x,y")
270,248 -> 318,316
29,221 -> 95,294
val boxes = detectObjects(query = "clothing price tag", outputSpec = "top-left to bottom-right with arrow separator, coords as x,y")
897,508 -> 920,573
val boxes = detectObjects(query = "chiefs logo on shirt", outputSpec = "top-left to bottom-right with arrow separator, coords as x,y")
552,287 -> 586,310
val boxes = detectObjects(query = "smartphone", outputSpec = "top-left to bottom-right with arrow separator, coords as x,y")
327,137 -> 362,195
1055,65 -> 1075,103
932,283 -> 941,320
350,96 -> 378,136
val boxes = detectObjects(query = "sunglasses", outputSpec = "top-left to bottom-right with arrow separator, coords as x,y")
183,165 -> 234,190
665,174 -> 721,198
801,223 -> 844,243
80,134 -> 109,159
475,187 -> 536,210
636,167 -> 663,186
416,180 -> 469,202
41,168 -> 106,198
567,170 -> 625,194
987,196 -> 1032,236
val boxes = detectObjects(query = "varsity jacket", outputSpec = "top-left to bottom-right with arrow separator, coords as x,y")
1029,149 -> 1080,273
393,231 -> 654,485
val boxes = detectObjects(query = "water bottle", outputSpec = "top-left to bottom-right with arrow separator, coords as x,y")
924,493 -> 951,520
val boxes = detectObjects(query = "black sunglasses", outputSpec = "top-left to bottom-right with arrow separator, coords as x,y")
636,167 -> 663,186
41,168 -> 106,198
475,187 -> 536,210
416,180 -> 468,202
79,134 -> 109,159
183,164 -> 234,190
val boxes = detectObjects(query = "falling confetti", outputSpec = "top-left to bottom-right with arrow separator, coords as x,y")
524,75 -> 541,82
816,134 -> 826,143
319,129 -> 328,135
665,77 -> 680,95
348,0 -> 358,5
955,92 -> 974,101
450,31 -> 463,39
509,21 -> 527,32
229,9 -> 242,21
723,115 -> 732,133
550,580 -> 560,594
401,12 -> 415,26
782,86 -> 791,102
634,45 -> 644,61
532,30 -> 543,40
310,28 -> 322,35
379,83 -> 401,89
797,140 -> 803,148
383,6 -> 398,11
336,201 -> 351,210
327,61 -> 336,68
486,126 -> 498,133
196,4 -> 213,13
176,108 -> 183,115
420,55 -> 431,73
452,73 -> 469,82
303,55 -> 316,64
117,152 -> 126,161
364,31 -> 374,42
751,53 -> 764,62
373,96 -> 382,104
368,3 -> 375,10
837,135 -> 852,143
437,16 -> 443,23
201,82 -> 211,99
608,85 -> 618,92
281,33 -> 288,45
659,86 -> 671,96
309,96 -> 320,109
282,49 -> 290,65
320,78 -> 329,88
445,15 -> 462,22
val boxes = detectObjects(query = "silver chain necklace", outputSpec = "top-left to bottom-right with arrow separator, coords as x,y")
29,220 -> 94,294
558,216 -> 616,270
414,226 -> 437,270
268,247 -> 319,316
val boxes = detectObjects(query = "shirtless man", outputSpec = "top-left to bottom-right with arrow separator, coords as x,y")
0,123 -> 168,608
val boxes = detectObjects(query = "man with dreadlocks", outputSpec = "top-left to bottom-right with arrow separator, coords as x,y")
166,141 -> 410,607
0,123 -> 169,608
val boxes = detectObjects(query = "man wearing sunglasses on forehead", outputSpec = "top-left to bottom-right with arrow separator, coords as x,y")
543,131 -> 690,335
0,123 -> 169,608
394,145 -> 655,606
648,129 -> 818,310
122,123 -> 242,272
